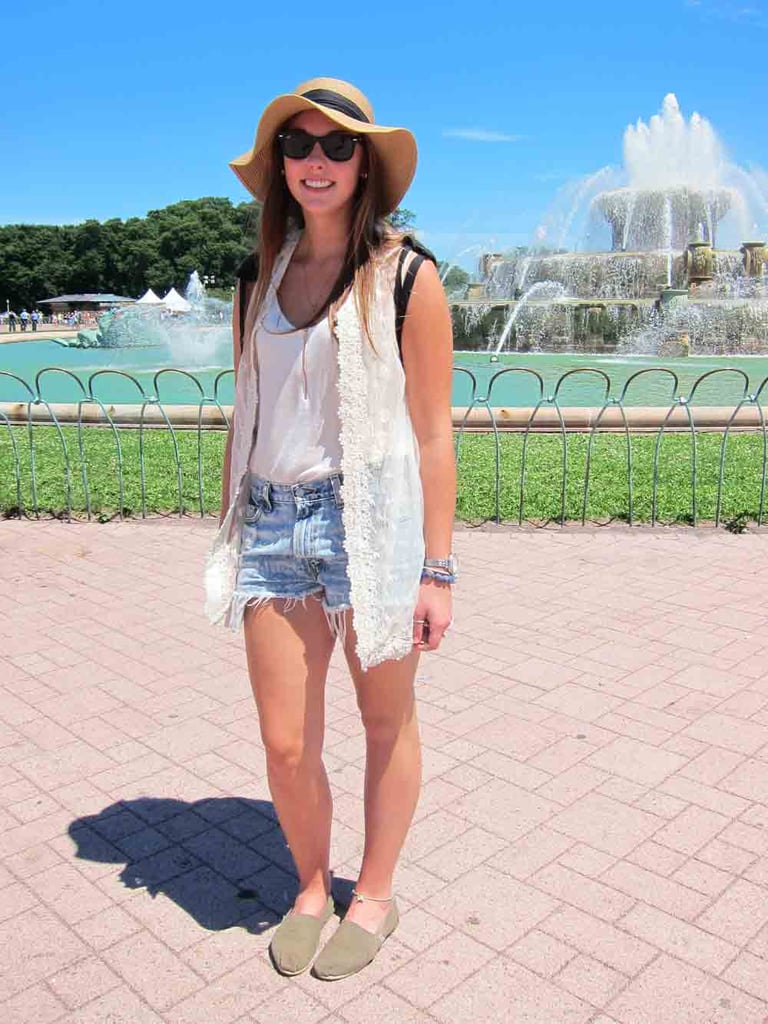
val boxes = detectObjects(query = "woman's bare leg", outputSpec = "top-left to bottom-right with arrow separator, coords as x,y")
342,613 -> 422,931
244,597 -> 336,915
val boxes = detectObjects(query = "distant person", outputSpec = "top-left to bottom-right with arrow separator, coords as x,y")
30,309 -> 39,332
207,77 -> 455,981
19,308 -> 29,332
7,310 -> 17,332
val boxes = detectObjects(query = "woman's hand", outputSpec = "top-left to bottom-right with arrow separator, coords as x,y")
412,577 -> 453,651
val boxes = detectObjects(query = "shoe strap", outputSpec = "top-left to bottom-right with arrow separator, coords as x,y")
352,888 -> 394,903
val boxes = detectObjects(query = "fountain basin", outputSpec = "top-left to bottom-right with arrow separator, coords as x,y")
4,344 -> 768,409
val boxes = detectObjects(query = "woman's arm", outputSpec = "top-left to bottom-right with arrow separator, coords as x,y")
401,258 -> 456,650
219,280 -> 245,525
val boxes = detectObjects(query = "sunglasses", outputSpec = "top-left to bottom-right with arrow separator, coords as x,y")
277,129 -> 362,162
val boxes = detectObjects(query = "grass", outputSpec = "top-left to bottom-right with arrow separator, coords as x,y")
0,424 -> 766,526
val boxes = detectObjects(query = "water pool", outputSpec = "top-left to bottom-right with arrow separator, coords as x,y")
2,340 -> 768,408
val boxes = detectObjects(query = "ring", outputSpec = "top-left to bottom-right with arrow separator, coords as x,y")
413,618 -> 428,624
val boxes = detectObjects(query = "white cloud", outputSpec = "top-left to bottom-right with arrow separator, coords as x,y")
443,128 -> 523,143
685,0 -> 766,23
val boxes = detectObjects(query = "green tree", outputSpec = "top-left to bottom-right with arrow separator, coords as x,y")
0,197 -> 259,309
0,197 -> 418,310
388,208 -> 416,232
439,261 -> 470,296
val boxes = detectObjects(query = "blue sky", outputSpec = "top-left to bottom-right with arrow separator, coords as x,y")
3,0 -> 767,264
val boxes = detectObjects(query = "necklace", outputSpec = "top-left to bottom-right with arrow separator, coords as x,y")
297,257 -> 344,327
274,255 -> 344,400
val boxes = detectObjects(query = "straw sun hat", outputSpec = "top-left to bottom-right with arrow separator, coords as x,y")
229,77 -> 417,215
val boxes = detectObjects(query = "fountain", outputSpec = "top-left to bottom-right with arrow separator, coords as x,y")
59,271 -> 232,366
469,95 -> 768,356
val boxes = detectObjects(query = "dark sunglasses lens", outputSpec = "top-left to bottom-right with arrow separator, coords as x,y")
280,131 -> 313,159
321,132 -> 357,161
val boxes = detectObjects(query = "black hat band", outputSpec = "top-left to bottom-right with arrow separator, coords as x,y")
300,89 -> 371,124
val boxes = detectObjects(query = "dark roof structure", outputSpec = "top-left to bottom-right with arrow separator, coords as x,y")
38,293 -> 135,305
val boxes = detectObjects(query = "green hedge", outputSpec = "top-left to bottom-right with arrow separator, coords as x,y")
0,425 -> 765,526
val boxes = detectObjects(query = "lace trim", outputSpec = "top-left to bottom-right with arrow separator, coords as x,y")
334,288 -> 414,671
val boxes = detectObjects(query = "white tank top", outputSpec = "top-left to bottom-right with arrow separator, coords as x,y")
248,291 -> 342,483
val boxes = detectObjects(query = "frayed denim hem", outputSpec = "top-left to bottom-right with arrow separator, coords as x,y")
229,589 -> 351,644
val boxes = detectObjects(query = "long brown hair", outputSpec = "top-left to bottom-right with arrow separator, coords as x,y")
247,130 -> 402,345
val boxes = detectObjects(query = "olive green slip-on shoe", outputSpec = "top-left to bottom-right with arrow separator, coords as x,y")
312,899 -> 399,981
269,894 -> 336,976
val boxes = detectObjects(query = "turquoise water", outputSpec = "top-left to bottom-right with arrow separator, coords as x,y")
453,352 -> 768,407
2,340 -> 768,408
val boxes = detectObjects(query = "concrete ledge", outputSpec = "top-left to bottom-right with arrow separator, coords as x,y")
0,401 -> 764,431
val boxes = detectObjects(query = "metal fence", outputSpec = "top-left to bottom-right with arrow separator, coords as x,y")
1,364 -> 767,527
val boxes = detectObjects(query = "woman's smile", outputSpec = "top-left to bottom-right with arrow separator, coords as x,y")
302,178 -> 334,190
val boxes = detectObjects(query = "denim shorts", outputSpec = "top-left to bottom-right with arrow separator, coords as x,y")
231,473 -> 351,632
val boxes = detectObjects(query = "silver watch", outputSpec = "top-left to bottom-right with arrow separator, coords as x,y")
423,554 -> 459,577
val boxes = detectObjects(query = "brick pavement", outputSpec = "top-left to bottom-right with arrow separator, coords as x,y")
1,518 -> 768,1023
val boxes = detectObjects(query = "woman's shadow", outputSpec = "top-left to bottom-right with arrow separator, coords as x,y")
69,796 -> 355,935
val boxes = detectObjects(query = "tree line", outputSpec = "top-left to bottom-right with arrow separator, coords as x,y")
0,198 -> 262,310
0,200 -> 426,311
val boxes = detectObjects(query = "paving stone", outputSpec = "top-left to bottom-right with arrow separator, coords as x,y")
61,985 -> 166,1023
494,826 -> 574,879
0,983 -> 66,1024
25,861 -> 115,924
696,879 -> 768,946
535,763 -> 609,805
556,843 -> 617,878
600,860 -> 709,921
450,776 -> 557,841
659,774 -> 751,817
621,902 -> 738,973
555,953 -> 626,1007
394,905 -> 453,953
0,905 -> 87,1001
652,805 -> 730,856
606,953 -> 767,1024
507,928 -> 578,977
384,930 -> 494,1009
530,862 -> 632,922
723,950 -> 768,1003
72,904 -> 144,951
422,863 -> 558,950
337,987 -> 435,1024
548,792 -> 663,857
47,954 -> 122,1009
415,825 -> 507,881
4,522 -> 768,1020
719,756 -> 768,804
671,857 -> 733,897
585,736 -> 686,786
540,905 -> 656,975
430,956 -> 594,1024
696,837 -> 758,874
99,912 -> 206,1010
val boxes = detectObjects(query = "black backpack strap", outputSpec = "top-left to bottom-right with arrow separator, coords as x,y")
236,252 -> 260,341
395,236 -> 437,358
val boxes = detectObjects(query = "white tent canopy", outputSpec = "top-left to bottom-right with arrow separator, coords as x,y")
162,288 -> 191,313
136,288 -> 163,305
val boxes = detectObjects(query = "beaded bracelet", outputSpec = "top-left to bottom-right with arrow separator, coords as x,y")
421,568 -> 456,585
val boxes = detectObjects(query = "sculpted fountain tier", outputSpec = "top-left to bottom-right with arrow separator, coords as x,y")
59,271 -> 232,366
465,95 -> 768,355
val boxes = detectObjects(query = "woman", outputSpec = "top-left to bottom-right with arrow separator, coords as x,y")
205,77 -> 456,980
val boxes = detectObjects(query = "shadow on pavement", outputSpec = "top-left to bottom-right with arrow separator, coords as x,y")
68,796 -> 353,936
